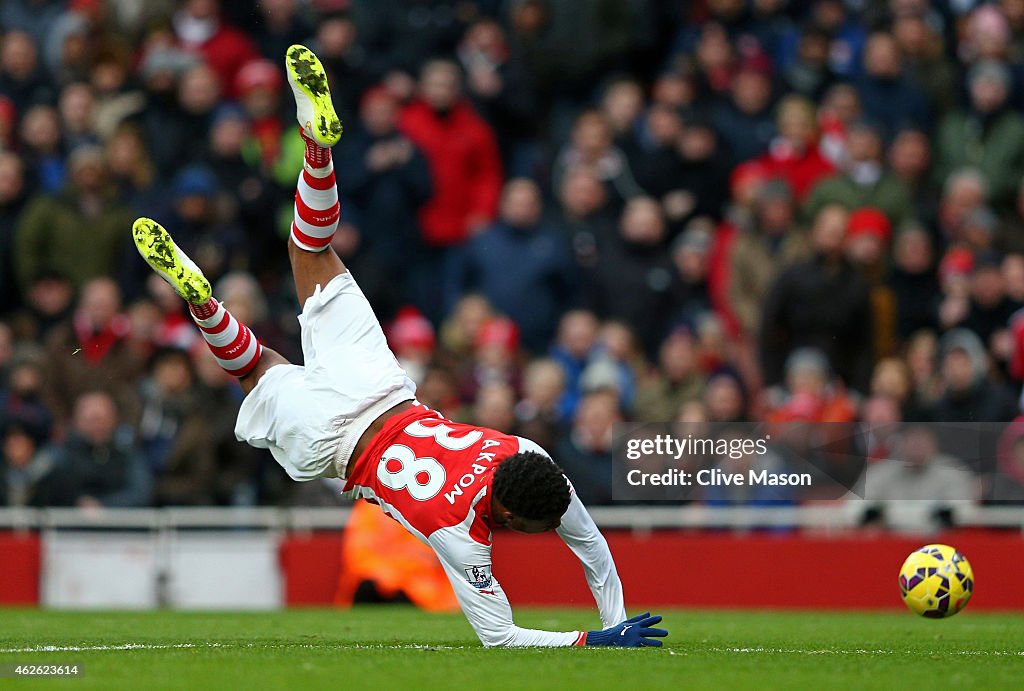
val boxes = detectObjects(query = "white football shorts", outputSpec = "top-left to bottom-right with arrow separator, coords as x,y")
234,271 -> 416,481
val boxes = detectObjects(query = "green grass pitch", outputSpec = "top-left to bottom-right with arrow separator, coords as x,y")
1,608 -> 1022,690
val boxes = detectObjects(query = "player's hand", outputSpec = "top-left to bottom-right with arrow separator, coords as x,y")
585,612 -> 668,647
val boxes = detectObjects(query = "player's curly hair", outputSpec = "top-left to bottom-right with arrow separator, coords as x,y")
492,451 -> 571,521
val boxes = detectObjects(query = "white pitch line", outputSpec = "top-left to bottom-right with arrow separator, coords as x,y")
696,646 -> 1024,657
0,642 -> 472,654
1,643 -> 1021,656
0,643 -> 208,653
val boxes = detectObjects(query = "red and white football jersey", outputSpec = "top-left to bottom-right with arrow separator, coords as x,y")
342,403 -> 627,647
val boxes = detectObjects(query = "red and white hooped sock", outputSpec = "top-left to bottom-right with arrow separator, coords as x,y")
290,130 -> 340,252
189,298 -> 262,377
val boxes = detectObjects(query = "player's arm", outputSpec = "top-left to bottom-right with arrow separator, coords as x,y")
555,488 -> 628,628
430,528 -> 664,648
431,529 -> 584,647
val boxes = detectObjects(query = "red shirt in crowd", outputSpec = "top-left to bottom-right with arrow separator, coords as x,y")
399,100 -> 503,247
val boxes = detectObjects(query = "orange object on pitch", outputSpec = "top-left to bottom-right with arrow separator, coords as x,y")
335,500 -> 459,612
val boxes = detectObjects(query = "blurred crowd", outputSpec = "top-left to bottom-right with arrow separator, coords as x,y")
4,0 -> 1024,515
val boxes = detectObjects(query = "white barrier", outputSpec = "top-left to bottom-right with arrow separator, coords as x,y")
0,504 -> 1021,532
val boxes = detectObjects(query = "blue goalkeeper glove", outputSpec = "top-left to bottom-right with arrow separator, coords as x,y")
584,612 -> 668,647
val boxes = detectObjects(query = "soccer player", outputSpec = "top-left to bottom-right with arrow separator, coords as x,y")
131,45 -> 666,649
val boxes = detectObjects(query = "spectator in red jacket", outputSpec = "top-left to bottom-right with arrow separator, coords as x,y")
399,59 -> 503,248
172,0 -> 259,99
753,94 -> 835,202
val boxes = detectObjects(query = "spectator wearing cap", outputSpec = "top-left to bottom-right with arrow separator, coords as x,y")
171,0 -> 259,99
929,328 -> 1018,422
937,59 -> 1024,208
752,94 -> 835,202
14,144 -> 133,294
387,307 -> 436,387
234,58 -> 285,169
163,164 -> 246,284
854,31 -> 931,140
760,203 -> 873,392
583,197 -> 680,357
334,86 -> 432,300
445,178 -> 576,354
937,245 -> 976,333
890,226 -> 940,339
727,178 -> 809,340
711,53 -> 777,163
845,207 -> 896,360
804,121 -> 913,228
459,316 -> 522,403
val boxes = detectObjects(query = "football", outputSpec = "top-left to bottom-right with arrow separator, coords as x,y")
898,544 -> 974,618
